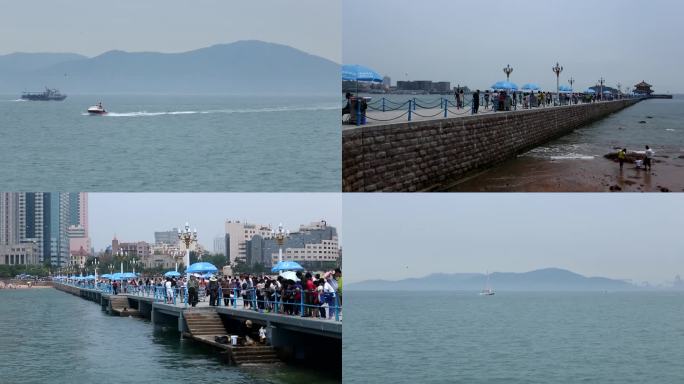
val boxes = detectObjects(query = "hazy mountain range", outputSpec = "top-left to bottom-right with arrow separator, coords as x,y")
347,268 -> 643,291
0,40 -> 338,94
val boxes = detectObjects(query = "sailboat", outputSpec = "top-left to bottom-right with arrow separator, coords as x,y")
480,271 -> 495,296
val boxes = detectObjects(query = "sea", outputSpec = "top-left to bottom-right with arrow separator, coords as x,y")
0,288 -> 339,384
0,94 -> 340,191
343,291 -> 684,384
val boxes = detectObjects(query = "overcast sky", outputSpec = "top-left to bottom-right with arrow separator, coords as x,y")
0,0 -> 340,62
344,0 -> 682,93
344,194 -> 684,285
89,193 -> 341,251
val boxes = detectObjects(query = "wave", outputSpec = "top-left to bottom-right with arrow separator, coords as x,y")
665,128 -> 675,132
81,105 -> 338,117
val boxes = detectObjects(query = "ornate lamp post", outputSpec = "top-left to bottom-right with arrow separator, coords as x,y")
552,62 -> 563,106
599,77 -> 605,100
568,77 -> 575,91
93,258 -> 99,282
178,222 -> 197,272
271,223 -> 290,264
131,258 -> 138,275
616,82 -> 622,99
503,64 -> 513,81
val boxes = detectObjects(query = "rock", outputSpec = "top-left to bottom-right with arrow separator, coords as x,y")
638,121 -> 646,123
609,185 -> 622,191
646,116 -> 653,118
660,187 -> 670,192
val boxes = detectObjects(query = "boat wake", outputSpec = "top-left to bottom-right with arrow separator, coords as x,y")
80,105 -> 338,117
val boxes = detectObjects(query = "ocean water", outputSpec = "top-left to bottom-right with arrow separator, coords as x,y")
343,291 -> 684,384
0,94 -> 340,191
0,289 -> 339,384
521,96 -> 684,161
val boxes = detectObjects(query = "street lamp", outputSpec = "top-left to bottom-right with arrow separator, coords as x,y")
178,222 -> 197,272
599,77 -> 605,100
271,223 -> 290,264
616,82 -> 622,99
503,64 -> 513,81
552,62 -> 563,106
568,77 -> 575,90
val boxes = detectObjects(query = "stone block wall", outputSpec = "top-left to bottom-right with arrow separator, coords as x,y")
342,99 -> 640,192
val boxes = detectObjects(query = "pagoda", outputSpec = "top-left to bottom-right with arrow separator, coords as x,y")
633,80 -> 653,95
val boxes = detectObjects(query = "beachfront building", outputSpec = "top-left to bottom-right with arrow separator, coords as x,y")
243,220 -> 339,269
633,81 -> 653,96
111,237 -> 152,259
0,243 -> 40,266
224,220 -> 272,264
213,236 -> 225,254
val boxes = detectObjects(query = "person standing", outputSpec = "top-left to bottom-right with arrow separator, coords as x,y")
208,276 -> 219,306
454,88 -> 460,109
472,90 -> 480,114
459,88 -> 465,109
644,145 -> 654,171
484,90 -> 490,110
617,148 -> 627,170
220,276 -> 230,306
187,275 -> 199,307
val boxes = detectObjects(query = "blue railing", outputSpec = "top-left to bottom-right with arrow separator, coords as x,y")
54,280 -> 342,321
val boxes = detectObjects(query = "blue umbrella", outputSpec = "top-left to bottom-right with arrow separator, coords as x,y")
186,262 -> 218,274
558,85 -> 572,93
602,90 -> 612,94
342,64 -> 383,82
521,83 -> 541,91
491,81 -> 518,91
164,271 -> 181,278
120,272 -> 138,279
271,261 -> 305,273
585,89 -> 596,94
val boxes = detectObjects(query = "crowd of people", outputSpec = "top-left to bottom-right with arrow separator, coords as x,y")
66,268 -> 343,320
465,89 -> 603,114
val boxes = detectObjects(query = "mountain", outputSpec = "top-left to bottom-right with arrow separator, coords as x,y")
0,40 -> 339,94
347,268 -> 638,291
0,52 -> 86,73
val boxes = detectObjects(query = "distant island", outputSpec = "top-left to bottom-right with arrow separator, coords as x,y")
0,40 -> 339,94
347,268 -> 654,291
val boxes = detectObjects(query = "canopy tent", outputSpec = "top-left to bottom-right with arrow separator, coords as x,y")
186,262 -> 218,274
342,64 -> 383,95
271,261 -> 304,273
491,81 -> 518,91
521,83 -> 541,91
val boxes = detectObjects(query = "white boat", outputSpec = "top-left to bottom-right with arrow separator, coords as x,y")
87,103 -> 107,115
480,271 -> 495,296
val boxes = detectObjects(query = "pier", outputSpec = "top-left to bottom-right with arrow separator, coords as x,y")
343,98 -> 642,192
53,282 -> 341,368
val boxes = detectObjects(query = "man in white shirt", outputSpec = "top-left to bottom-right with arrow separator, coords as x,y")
644,145 -> 655,171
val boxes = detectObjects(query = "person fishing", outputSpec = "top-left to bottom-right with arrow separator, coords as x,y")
617,148 -> 627,169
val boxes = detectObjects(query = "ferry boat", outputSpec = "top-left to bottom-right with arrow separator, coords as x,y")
21,87 -> 67,101
87,102 -> 107,115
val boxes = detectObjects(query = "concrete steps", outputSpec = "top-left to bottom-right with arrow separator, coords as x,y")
231,345 -> 280,365
109,296 -> 141,317
184,311 -> 226,336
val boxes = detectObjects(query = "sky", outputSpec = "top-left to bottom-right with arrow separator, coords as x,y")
343,194 -> 684,285
88,193 -> 341,251
344,0 -> 683,93
0,0 -> 341,63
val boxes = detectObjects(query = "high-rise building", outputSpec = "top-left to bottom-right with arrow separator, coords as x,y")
245,220 -> 339,268
213,236 -> 226,254
154,228 -> 178,245
224,220 -> 272,264
0,193 -> 19,246
68,192 -> 88,235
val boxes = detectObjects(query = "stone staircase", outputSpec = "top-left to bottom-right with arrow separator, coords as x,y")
184,311 -> 227,335
109,295 -> 140,317
183,310 -> 279,365
231,345 -> 280,365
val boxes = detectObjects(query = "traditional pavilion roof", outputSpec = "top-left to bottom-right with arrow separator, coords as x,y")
635,80 -> 652,87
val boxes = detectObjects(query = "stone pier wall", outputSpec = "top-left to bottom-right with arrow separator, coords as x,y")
342,99 -> 641,192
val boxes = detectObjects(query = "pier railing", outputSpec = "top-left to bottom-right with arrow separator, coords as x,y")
343,94 -> 641,125
57,280 -> 342,321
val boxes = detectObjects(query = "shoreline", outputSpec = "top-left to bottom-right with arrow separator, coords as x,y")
447,153 -> 684,192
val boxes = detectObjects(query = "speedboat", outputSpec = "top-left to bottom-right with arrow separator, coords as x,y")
87,103 -> 106,115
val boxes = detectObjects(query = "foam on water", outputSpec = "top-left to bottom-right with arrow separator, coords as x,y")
80,105 -> 338,117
